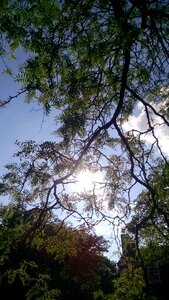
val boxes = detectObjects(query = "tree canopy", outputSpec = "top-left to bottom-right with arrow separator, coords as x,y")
0,203 -> 117,299
0,0 -> 169,290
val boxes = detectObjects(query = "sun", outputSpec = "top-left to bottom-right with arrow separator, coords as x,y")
75,170 -> 103,193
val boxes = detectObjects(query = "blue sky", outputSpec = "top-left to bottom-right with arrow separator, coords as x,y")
0,93 -> 120,259
0,47 -> 57,172
0,66 -> 121,259
0,96 -> 56,169
0,49 -> 57,175
2,47 -> 168,261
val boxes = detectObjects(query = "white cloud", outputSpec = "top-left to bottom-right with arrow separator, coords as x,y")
123,102 -> 169,156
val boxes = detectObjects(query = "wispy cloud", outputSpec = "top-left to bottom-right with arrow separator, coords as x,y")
123,102 -> 169,156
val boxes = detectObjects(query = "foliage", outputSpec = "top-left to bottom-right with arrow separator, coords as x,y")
109,267 -> 146,300
0,1 -> 169,298
125,161 -> 169,263
0,0 -> 168,229
0,202 -> 116,299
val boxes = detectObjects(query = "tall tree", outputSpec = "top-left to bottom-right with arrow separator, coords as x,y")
0,0 -> 169,260
126,161 -> 169,262
0,202 -> 114,299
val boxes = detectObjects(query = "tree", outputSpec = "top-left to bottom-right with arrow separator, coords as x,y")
109,267 -> 146,300
126,161 -> 169,261
98,257 -> 118,295
0,0 -> 169,268
0,202 -> 115,299
121,161 -> 169,299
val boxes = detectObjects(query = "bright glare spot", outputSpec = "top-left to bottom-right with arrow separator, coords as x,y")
75,170 -> 103,193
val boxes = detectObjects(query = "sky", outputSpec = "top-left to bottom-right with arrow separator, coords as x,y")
0,76 -> 122,260
123,101 -> 169,157
1,48 -> 169,262
0,47 -> 57,175
0,54 -> 120,260
0,95 -> 56,173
